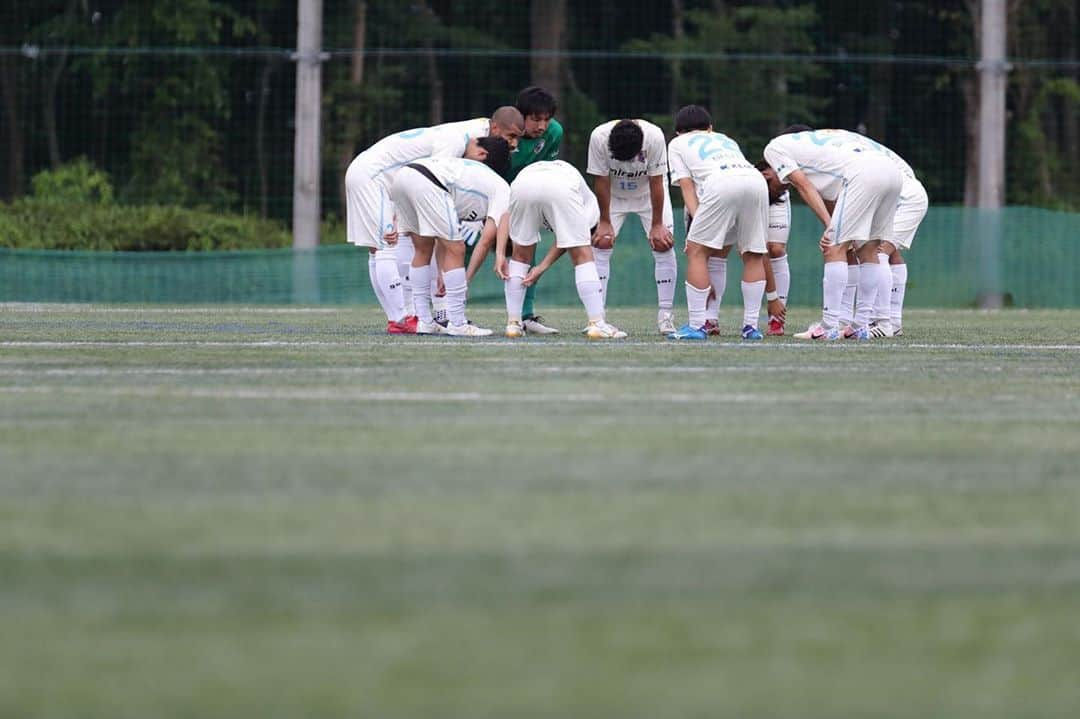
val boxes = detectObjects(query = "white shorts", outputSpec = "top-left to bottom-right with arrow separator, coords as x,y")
345,159 -> 395,250
830,155 -> 903,247
766,196 -> 791,245
610,186 -> 675,238
509,174 -> 598,249
893,179 -> 928,250
686,170 -> 768,254
389,166 -> 460,241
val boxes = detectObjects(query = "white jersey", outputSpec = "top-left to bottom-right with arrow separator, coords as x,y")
668,131 -> 755,200
763,129 -> 896,201
587,119 -> 668,200
352,117 -> 490,186
412,156 -> 510,225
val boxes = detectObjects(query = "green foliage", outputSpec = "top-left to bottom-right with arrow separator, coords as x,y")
1010,76 -> 1080,210
31,159 -> 114,205
0,198 -> 290,251
626,4 -> 825,158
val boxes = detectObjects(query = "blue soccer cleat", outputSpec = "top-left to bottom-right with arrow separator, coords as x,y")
668,323 -> 708,340
741,324 -> 764,341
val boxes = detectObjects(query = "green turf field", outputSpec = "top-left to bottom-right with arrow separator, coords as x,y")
2,304 -> 1080,718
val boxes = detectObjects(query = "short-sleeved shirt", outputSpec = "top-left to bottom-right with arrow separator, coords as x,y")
413,156 -> 510,225
507,118 -> 563,182
763,129 -> 889,201
586,119 -> 668,200
667,131 -> 755,200
354,117 -> 490,187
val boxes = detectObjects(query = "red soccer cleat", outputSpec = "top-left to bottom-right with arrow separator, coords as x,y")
702,319 -> 721,336
767,315 -> 785,336
387,315 -> 418,335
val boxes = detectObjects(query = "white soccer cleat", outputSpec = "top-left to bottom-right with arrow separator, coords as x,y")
505,321 -> 524,338
447,323 -> 493,337
585,320 -> 628,340
869,321 -> 894,338
793,322 -> 828,340
892,325 -> 904,337
657,311 -> 677,335
416,320 -> 447,335
523,316 -> 559,335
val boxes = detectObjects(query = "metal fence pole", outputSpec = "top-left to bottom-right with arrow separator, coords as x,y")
292,0 -> 325,302
976,0 -> 1009,308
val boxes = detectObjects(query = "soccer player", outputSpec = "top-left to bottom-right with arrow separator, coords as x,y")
495,160 -> 627,340
344,108 -> 523,333
762,126 -> 904,340
757,161 -> 793,335
666,105 -> 770,341
505,86 -> 563,335
860,139 -> 928,337
587,118 -> 678,334
389,137 -> 512,337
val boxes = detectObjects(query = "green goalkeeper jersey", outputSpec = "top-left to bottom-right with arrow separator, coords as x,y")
506,119 -> 563,182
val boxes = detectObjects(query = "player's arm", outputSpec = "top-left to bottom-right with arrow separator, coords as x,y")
647,175 -> 673,251
762,249 -> 785,320
493,214 -> 511,280
784,169 -> 831,230
523,243 -> 566,286
466,217 -> 498,283
591,175 -> 615,249
677,178 -> 699,225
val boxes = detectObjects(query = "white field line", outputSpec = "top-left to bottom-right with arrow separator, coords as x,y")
2,340 -> 1080,351
0,303 -> 341,314
0,385 -> 788,403
0,365 -> 870,377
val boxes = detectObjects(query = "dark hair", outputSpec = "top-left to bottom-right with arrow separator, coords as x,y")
674,105 -> 712,133
477,135 -> 511,177
516,86 -> 558,118
754,160 -> 772,171
782,123 -> 813,134
608,120 -> 644,162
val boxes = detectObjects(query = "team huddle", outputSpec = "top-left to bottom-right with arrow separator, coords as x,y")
345,86 -> 927,340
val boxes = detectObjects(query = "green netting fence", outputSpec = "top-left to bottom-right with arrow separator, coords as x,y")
1,206 -> 1077,308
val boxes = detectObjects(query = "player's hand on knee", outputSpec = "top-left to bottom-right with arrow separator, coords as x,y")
648,225 -> 674,252
592,220 -> 615,249
523,267 -> 543,287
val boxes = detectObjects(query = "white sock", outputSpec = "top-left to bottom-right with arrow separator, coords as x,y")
373,250 -> 405,322
574,261 -> 605,322
891,264 -> 908,329
770,254 -> 790,305
442,267 -> 467,327
741,280 -> 765,329
706,256 -> 727,322
872,253 -> 892,324
686,282 -> 710,329
428,255 -> 443,320
505,260 -> 529,322
854,261 -> 883,329
593,247 -> 613,308
410,263 -> 433,323
840,264 -> 859,325
822,261 -> 848,329
368,254 -> 388,313
395,237 -> 415,315
653,249 -> 677,312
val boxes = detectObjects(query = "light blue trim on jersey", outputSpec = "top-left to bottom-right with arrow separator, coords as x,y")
833,181 -> 850,241
377,186 -> 388,250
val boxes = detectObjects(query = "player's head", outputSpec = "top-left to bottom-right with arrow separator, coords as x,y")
516,86 -> 558,138
608,120 -> 644,162
474,135 -> 511,177
490,106 -> 524,150
755,159 -> 786,203
781,123 -> 813,135
674,105 -> 712,134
